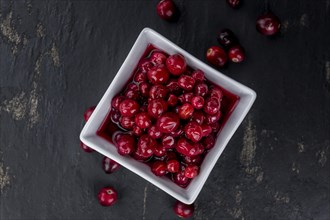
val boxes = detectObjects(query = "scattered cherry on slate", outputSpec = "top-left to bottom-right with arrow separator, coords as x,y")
80,141 -> 94,153
84,106 -> 96,122
97,187 -> 117,206
206,46 -> 228,68
217,29 -> 238,49
173,201 -> 195,218
227,0 -> 241,8
156,0 -> 179,22
102,157 -> 120,174
228,45 -> 245,63
256,12 -> 281,36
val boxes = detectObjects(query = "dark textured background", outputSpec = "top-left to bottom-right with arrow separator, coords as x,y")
0,0 -> 329,219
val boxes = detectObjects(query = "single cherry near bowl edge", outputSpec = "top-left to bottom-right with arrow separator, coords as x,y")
96,44 -> 240,188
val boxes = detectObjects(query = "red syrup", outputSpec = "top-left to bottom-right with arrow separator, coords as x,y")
97,44 -> 239,187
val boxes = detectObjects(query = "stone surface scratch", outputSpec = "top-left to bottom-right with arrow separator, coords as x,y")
36,22 -> 45,38
274,191 -> 290,204
0,163 -> 11,193
326,61 -> 330,84
298,142 -> 305,153
49,43 -> 60,67
316,150 -> 327,167
300,14 -> 309,27
0,92 -> 28,120
142,184 -> 148,220
240,117 -> 257,167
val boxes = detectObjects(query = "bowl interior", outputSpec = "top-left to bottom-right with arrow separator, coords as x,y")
80,28 -> 256,204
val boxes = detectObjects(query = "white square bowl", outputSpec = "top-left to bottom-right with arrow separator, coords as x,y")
80,28 -> 256,204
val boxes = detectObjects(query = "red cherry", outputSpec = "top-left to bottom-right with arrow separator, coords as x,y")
227,0 -> 241,8
191,111 -> 205,125
115,134 -> 136,155
228,45 -> 245,63
166,79 -> 181,95
172,170 -> 190,187
119,116 -> 135,130
110,109 -> 121,123
167,159 -> 180,173
184,122 -> 203,143
134,112 -> 152,129
209,86 -> 223,100
147,64 -> 170,85
139,59 -> 154,72
166,54 -> 187,76
194,83 -> 209,97
84,106 -> 96,122
119,99 -> 140,117
256,12 -> 281,36
205,111 -> 222,124
102,157 -> 120,174
178,103 -> 194,120
156,0 -> 178,22
210,122 -> 221,134
178,92 -> 194,103
148,125 -> 163,139
176,138 -> 204,157
154,145 -> 167,157
148,99 -> 168,118
165,151 -> 178,161
184,165 -> 199,178
206,46 -> 228,68
111,95 -> 126,110
139,82 -> 151,96
167,94 -> 178,106
132,125 -> 144,137
80,141 -> 94,153
98,187 -> 117,206
217,29 -> 239,49
156,112 -> 180,133
170,126 -> 184,137
151,161 -> 167,176
203,97 -> 220,115
203,135 -> 216,150
161,134 -> 176,149
191,96 -> 204,109
191,69 -> 205,82
201,124 -> 212,137
178,75 -> 195,91
150,51 -> 168,65
124,89 -> 139,100
183,155 -> 203,165
137,134 -> 156,158
149,85 -> 168,99
134,71 -> 147,83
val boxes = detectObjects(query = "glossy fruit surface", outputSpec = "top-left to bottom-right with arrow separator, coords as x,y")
156,0 -> 178,21
206,46 -> 228,68
98,187 -> 117,206
256,12 -> 281,36
84,106 -> 96,122
102,157 -> 120,174
228,45 -> 245,63
173,201 -> 194,218
166,54 -> 187,76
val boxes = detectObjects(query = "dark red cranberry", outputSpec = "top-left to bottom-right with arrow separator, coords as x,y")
167,94 -> 178,106
167,159 -> 180,173
178,92 -> 194,103
127,83 -> 138,91
84,106 -> 96,122
151,161 -> 167,176
119,99 -> 140,117
154,145 -> 167,157
166,79 -> 181,95
227,0 -> 241,8
132,150 -> 152,162
133,125 -> 144,136
148,125 -> 163,139
80,141 -> 94,153
206,46 -> 228,68
194,83 -> 208,97
184,165 -> 199,179
116,134 -> 136,155
256,12 -> 281,36
191,111 -> 205,125
156,112 -> 180,133
134,71 -> 147,83
149,85 -> 168,99
150,51 -> 168,65
137,134 -> 156,158
166,151 -> 178,161
184,122 -> 203,143
178,103 -> 194,120
110,109 -> 121,123
135,112 -> 152,129
98,187 -> 117,206
191,96 -> 204,109
148,99 -> 168,118
205,111 -> 222,124
124,89 -> 139,100
191,69 -> 205,82
203,97 -> 220,115
203,135 -> 216,150
178,75 -> 195,91
228,45 -> 245,63
210,122 -> 221,133
139,59 -> 154,73
183,155 -> 203,165
209,86 -> 223,100
147,64 -> 170,85
156,0 -> 178,22
162,134 -> 176,149
172,170 -> 190,187
111,96 -> 126,110
201,124 -> 213,137
176,137 -> 202,157
119,116 -> 135,130
166,54 -> 187,76
102,157 -> 120,174
170,126 -> 184,137
140,104 -> 148,112
217,29 -> 238,49
139,82 -> 151,96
